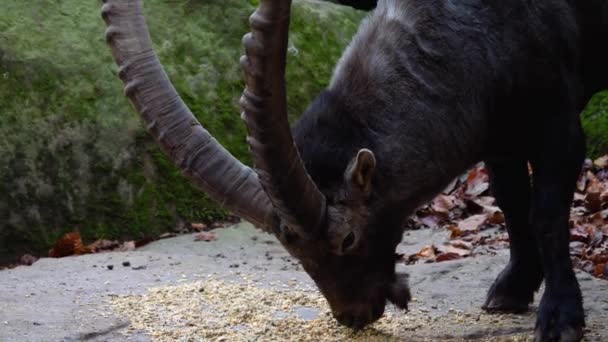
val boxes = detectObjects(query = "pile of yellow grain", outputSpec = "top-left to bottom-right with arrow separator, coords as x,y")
110,278 -> 532,341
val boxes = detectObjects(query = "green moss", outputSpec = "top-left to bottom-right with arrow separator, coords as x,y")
0,0 -> 364,262
582,91 -> 608,158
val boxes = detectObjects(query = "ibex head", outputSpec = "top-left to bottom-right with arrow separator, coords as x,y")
101,0 -> 410,329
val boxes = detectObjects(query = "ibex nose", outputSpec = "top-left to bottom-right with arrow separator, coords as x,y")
335,312 -> 356,328
334,303 -> 385,330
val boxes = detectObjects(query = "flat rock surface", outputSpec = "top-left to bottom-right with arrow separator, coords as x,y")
1,223 -> 606,341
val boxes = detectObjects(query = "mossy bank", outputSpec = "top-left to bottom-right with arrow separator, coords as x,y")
582,91 -> 608,158
1,0 -> 607,263
0,0 -> 364,262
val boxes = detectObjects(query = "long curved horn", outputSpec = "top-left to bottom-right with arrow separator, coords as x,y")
100,0 -> 277,231
240,0 -> 327,235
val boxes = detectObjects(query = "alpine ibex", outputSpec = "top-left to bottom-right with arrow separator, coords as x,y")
101,0 -> 608,340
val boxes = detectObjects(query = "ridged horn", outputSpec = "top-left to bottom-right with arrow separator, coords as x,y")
240,0 -> 327,236
101,0 -> 277,231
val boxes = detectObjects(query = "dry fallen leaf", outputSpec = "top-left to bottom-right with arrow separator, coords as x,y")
431,194 -> 457,214
585,190 -> 603,213
447,225 -> 465,239
436,253 -> 463,262
436,245 -> 470,260
119,241 -> 136,252
418,214 -> 442,229
448,240 -> 473,250
49,232 -> 90,258
576,171 -> 588,192
485,210 -> 505,225
87,239 -> 121,252
457,214 -> 487,232
594,263 -> 606,278
191,223 -> 208,231
19,254 -> 38,266
411,159 -> 608,279
594,155 -> 608,169
417,245 -> 437,259
159,232 -> 177,239
194,232 -> 217,242
464,165 -> 490,197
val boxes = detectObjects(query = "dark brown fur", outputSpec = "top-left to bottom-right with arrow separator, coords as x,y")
282,0 -> 608,339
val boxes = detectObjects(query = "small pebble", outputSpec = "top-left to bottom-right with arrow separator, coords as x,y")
107,265 -> 114,270
122,261 -> 131,267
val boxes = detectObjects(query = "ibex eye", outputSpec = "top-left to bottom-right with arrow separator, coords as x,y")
341,232 -> 356,253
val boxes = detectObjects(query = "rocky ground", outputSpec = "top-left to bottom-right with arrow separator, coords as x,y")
1,223 -> 607,342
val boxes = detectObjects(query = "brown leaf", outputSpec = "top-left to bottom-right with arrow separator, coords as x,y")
594,263 -> 606,277
416,245 -> 437,259
586,170 -> 599,184
464,199 -> 484,215
19,254 -> 38,266
437,245 -> 471,257
573,192 -> 586,205
570,206 -> 586,220
159,232 -> 177,239
590,230 -> 605,248
466,197 -> 503,225
431,194 -> 456,214
585,211 -> 606,227
579,260 -> 596,274
119,241 -> 136,252
463,234 -> 483,245
486,211 -> 505,225
594,155 -> 608,169
191,223 -> 208,231
134,237 -> 155,248
49,232 -> 90,258
602,190 -> 608,205
585,190 -> 603,213
477,196 -> 496,206
585,176 -> 606,212
457,214 -> 487,232
418,214 -> 442,229
447,225 -> 465,239
589,251 -> 608,265
448,240 -> 473,250
576,171 -> 588,193
465,165 -> 490,197
436,253 -> 463,262
570,228 -> 589,243
86,239 -> 120,252
570,241 -> 586,257
194,231 -> 217,242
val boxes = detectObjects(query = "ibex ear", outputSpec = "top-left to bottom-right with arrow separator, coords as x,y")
345,148 -> 376,195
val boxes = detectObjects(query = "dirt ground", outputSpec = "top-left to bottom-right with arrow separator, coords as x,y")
1,223 -> 606,341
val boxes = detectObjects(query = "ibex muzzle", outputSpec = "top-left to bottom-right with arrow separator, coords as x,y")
102,0 -> 608,339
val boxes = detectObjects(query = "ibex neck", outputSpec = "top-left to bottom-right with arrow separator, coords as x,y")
327,0 -> 489,213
